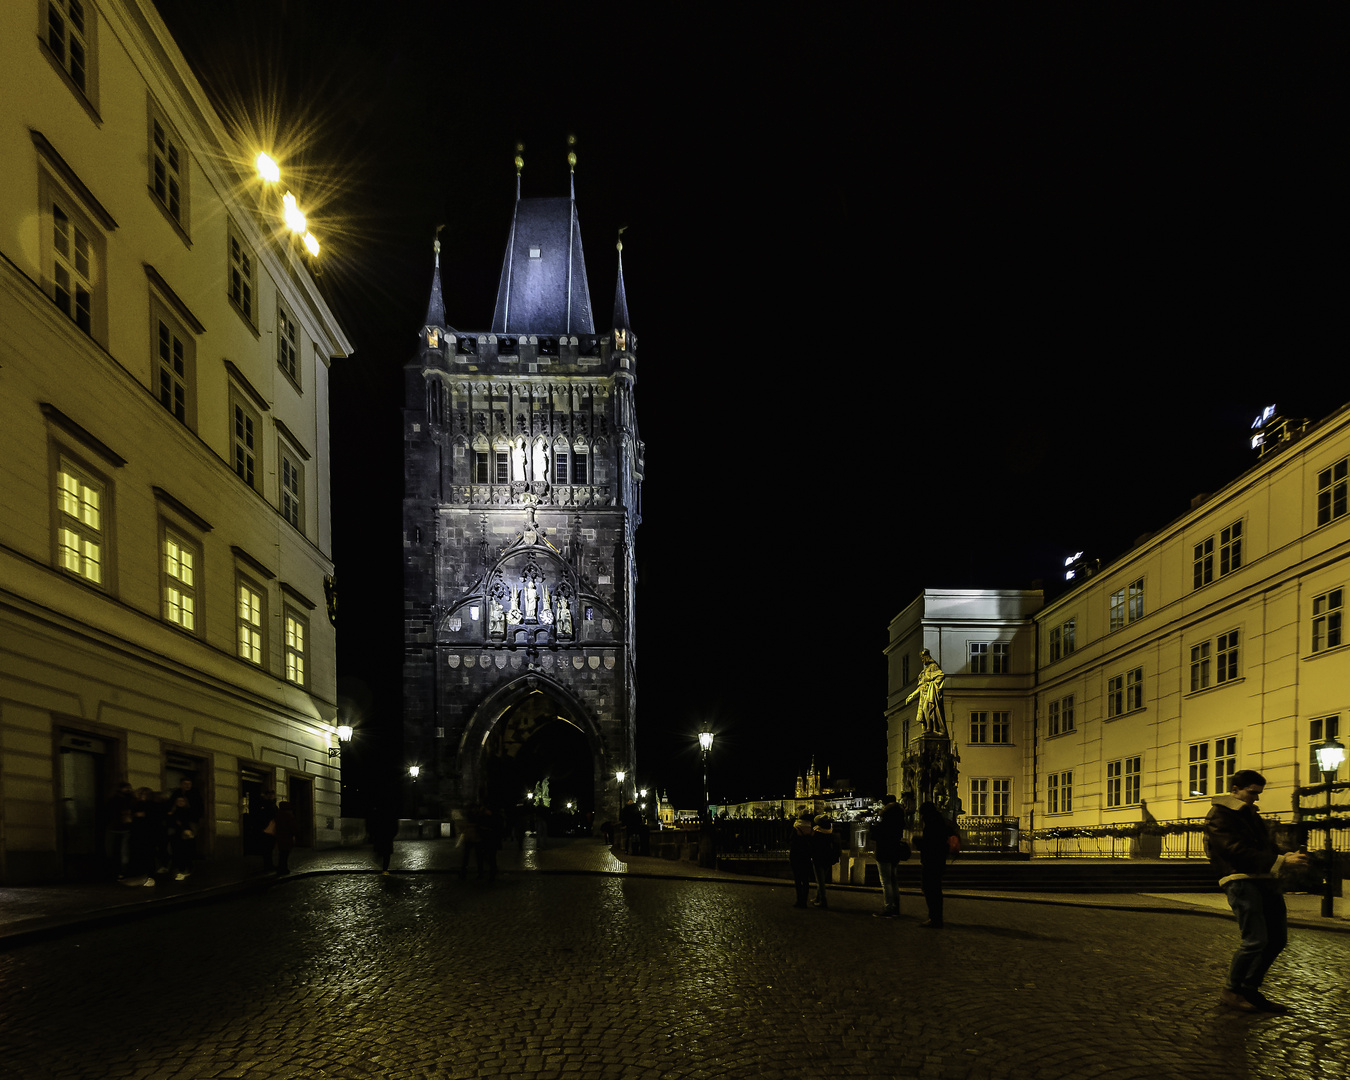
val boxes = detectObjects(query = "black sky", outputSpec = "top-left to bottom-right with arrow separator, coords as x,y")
154,2 -> 1345,810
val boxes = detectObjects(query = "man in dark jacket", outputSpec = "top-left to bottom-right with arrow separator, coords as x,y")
1203,769 -> 1308,1013
872,795 -> 907,918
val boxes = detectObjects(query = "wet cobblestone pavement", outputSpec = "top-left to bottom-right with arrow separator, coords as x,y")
1,866 -> 1346,1080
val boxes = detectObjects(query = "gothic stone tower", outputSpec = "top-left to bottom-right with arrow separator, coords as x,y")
402,164 -> 643,819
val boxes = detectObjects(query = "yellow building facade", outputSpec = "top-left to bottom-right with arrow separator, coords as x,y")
0,0 -> 351,881
887,405 -> 1350,845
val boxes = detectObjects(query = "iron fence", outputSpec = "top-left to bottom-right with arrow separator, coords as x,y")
956,816 -> 1021,852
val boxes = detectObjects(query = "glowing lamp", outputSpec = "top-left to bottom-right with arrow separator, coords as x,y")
1316,735 -> 1346,778
303,232 -> 320,257
408,765 -> 420,779
336,724 -> 353,743
256,152 -> 280,183
282,192 -> 307,234
698,731 -> 714,753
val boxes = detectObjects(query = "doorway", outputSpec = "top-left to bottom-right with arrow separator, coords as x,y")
58,730 -> 111,879
287,775 -> 314,847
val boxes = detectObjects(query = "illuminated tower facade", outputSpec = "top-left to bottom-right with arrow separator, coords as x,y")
402,156 -> 643,817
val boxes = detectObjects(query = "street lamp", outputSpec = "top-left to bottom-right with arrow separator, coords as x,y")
328,721 -> 354,759
698,730 -> 714,819
1315,734 -> 1346,918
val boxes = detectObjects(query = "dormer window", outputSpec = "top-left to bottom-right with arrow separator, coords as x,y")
529,246 -> 541,259
427,328 -> 439,347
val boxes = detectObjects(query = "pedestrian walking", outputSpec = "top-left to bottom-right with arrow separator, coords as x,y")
272,800 -> 298,874
1203,769 -> 1310,1013
810,814 -> 841,909
789,809 -> 815,909
366,801 -> 398,875
917,801 -> 956,928
871,794 -> 909,918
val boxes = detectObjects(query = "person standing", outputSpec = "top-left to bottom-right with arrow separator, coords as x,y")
789,810 -> 815,909
124,787 -> 162,887
366,802 -> 398,875
272,800 -> 298,875
166,794 -> 198,881
917,801 -> 955,928
871,794 -> 907,918
1204,769 -> 1309,1013
809,814 -> 840,909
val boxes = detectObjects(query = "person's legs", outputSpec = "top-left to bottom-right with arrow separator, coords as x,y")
1223,880 -> 1271,993
813,864 -> 829,907
921,865 -> 944,926
877,861 -> 899,914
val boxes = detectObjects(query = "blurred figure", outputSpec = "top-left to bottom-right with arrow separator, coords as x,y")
273,800 -> 298,875
810,814 -> 840,909
166,794 -> 198,881
871,794 -> 908,918
366,801 -> 399,875
789,809 -> 814,909
105,781 -> 134,879
917,801 -> 956,928
124,787 -> 161,887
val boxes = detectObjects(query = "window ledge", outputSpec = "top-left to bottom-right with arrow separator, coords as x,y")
1307,642 -> 1350,661
1185,676 -> 1244,699
147,187 -> 192,248
1104,707 -> 1146,723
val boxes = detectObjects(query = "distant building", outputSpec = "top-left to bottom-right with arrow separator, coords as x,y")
0,0 -> 350,882
722,762 -> 870,820
402,159 -> 643,820
886,404 -> 1350,845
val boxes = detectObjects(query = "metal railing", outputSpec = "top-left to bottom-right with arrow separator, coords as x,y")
956,816 -> 1021,852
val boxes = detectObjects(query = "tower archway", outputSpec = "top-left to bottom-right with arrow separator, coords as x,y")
458,674 -> 609,821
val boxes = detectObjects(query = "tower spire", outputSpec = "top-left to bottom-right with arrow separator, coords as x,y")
613,227 -> 633,350
423,225 -> 447,333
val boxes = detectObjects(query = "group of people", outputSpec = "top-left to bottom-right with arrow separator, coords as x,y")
107,778 -> 208,885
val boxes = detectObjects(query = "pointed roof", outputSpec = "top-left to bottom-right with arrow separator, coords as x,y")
423,236 -> 454,333
612,235 -> 632,335
491,163 -> 594,336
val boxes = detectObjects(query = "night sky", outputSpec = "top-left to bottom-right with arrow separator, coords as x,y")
154,2 -> 1344,810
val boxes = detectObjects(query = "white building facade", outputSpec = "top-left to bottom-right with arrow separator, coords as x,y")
0,0 -> 351,882
886,405 -> 1350,846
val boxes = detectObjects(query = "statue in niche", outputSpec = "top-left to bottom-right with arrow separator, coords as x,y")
507,586 -> 522,624
524,579 -> 538,621
557,596 -> 573,637
512,438 -> 527,481
533,442 -> 549,481
540,584 -> 554,624
488,597 -> 505,636
906,648 -> 948,737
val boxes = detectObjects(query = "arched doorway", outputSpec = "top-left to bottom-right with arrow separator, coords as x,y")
460,677 -> 606,833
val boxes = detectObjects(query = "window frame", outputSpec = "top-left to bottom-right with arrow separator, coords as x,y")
226,218 -> 257,329
970,642 -> 989,675
53,450 -> 109,590
277,298 -> 301,391
150,296 -> 196,430
1310,716 -> 1341,777
160,523 -> 201,636
147,97 -> 190,239
1312,588 -> 1343,654
1107,756 -> 1142,808
40,0 -> 100,115
229,387 -> 263,495
1047,770 -> 1072,814
1317,459 -> 1348,528
236,573 -> 267,667
40,170 -> 108,345
278,438 -> 305,534
283,607 -> 308,687
1047,693 -> 1075,737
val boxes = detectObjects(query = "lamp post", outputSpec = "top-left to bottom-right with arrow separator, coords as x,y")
1315,734 -> 1346,918
698,731 -> 714,820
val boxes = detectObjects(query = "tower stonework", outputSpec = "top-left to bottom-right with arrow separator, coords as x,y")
402,176 -> 643,819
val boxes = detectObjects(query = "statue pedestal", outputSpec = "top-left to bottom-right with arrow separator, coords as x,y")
900,732 -> 961,824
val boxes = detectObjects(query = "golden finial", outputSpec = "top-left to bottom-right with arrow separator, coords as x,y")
515,143 -> 524,174
568,133 -> 577,172
617,224 -> 627,252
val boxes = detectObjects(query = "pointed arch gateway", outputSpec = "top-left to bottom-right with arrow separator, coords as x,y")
459,673 -> 608,818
